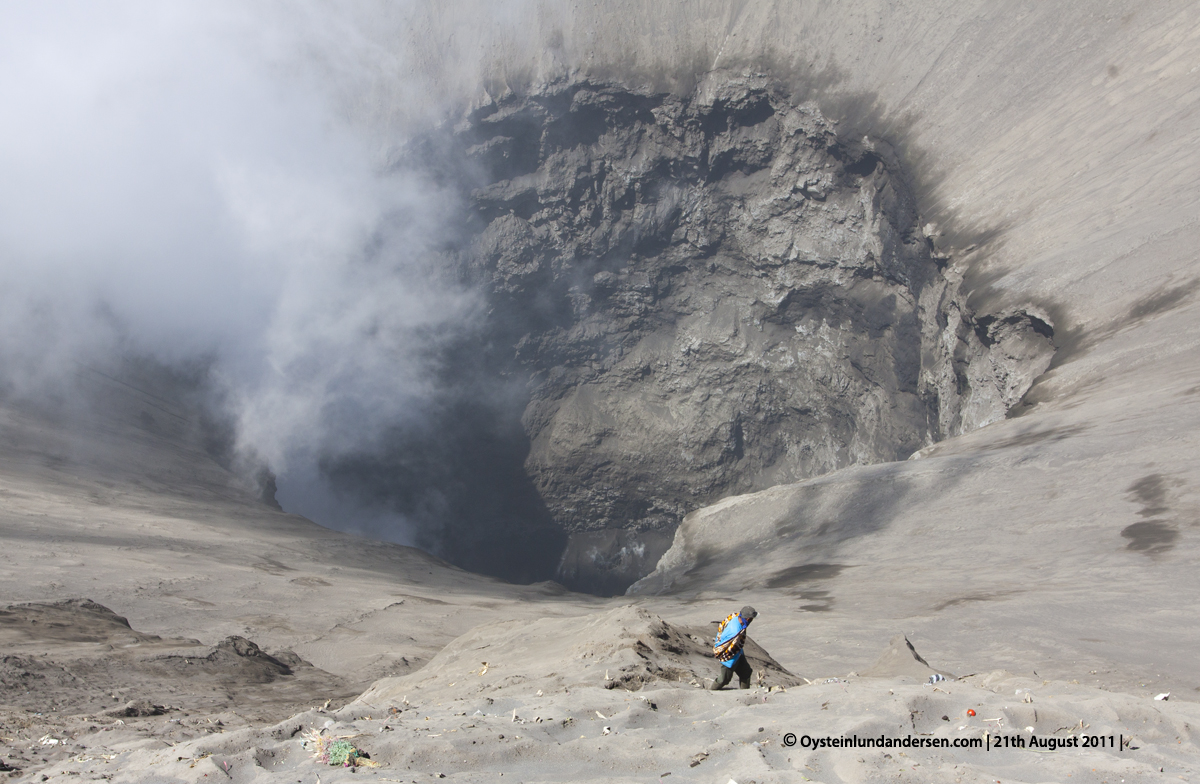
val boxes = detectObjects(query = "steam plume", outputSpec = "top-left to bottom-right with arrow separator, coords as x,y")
0,1 -> 488,544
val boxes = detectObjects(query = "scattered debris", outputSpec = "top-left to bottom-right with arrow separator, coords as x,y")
302,729 -> 380,768
108,699 -> 165,717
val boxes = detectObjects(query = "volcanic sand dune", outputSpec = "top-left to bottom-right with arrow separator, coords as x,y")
4,0 -> 1200,782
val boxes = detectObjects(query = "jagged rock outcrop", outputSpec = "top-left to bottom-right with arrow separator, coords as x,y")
445,74 -> 1053,590
338,73 -> 1054,592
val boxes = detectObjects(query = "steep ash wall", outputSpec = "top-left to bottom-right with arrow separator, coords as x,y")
341,74 -> 1055,594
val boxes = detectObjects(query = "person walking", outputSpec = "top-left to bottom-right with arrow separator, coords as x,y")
711,605 -> 757,690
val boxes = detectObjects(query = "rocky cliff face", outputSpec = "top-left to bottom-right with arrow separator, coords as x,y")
331,74 -> 1055,594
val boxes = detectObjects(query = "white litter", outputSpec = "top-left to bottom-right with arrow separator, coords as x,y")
1154,692 -> 1170,701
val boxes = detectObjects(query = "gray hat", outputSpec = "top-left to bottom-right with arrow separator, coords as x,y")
740,605 -> 758,620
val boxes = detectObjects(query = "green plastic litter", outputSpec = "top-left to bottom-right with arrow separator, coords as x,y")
326,739 -> 360,766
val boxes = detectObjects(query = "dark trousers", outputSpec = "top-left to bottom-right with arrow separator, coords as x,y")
711,655 -> 753,690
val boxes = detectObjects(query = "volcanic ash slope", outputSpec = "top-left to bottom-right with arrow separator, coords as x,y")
28,607 -> 1200,784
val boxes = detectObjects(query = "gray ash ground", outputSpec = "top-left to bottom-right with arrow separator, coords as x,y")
11,605 -> 1199,784
0,600 -> 357,777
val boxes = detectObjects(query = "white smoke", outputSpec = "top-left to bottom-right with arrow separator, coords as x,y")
0,1 -> 492,541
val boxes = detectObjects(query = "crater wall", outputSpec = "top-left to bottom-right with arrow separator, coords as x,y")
331,74 -> 1054,594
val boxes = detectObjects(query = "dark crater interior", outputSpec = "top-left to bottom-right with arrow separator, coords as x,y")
322,74 -> 1056,595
